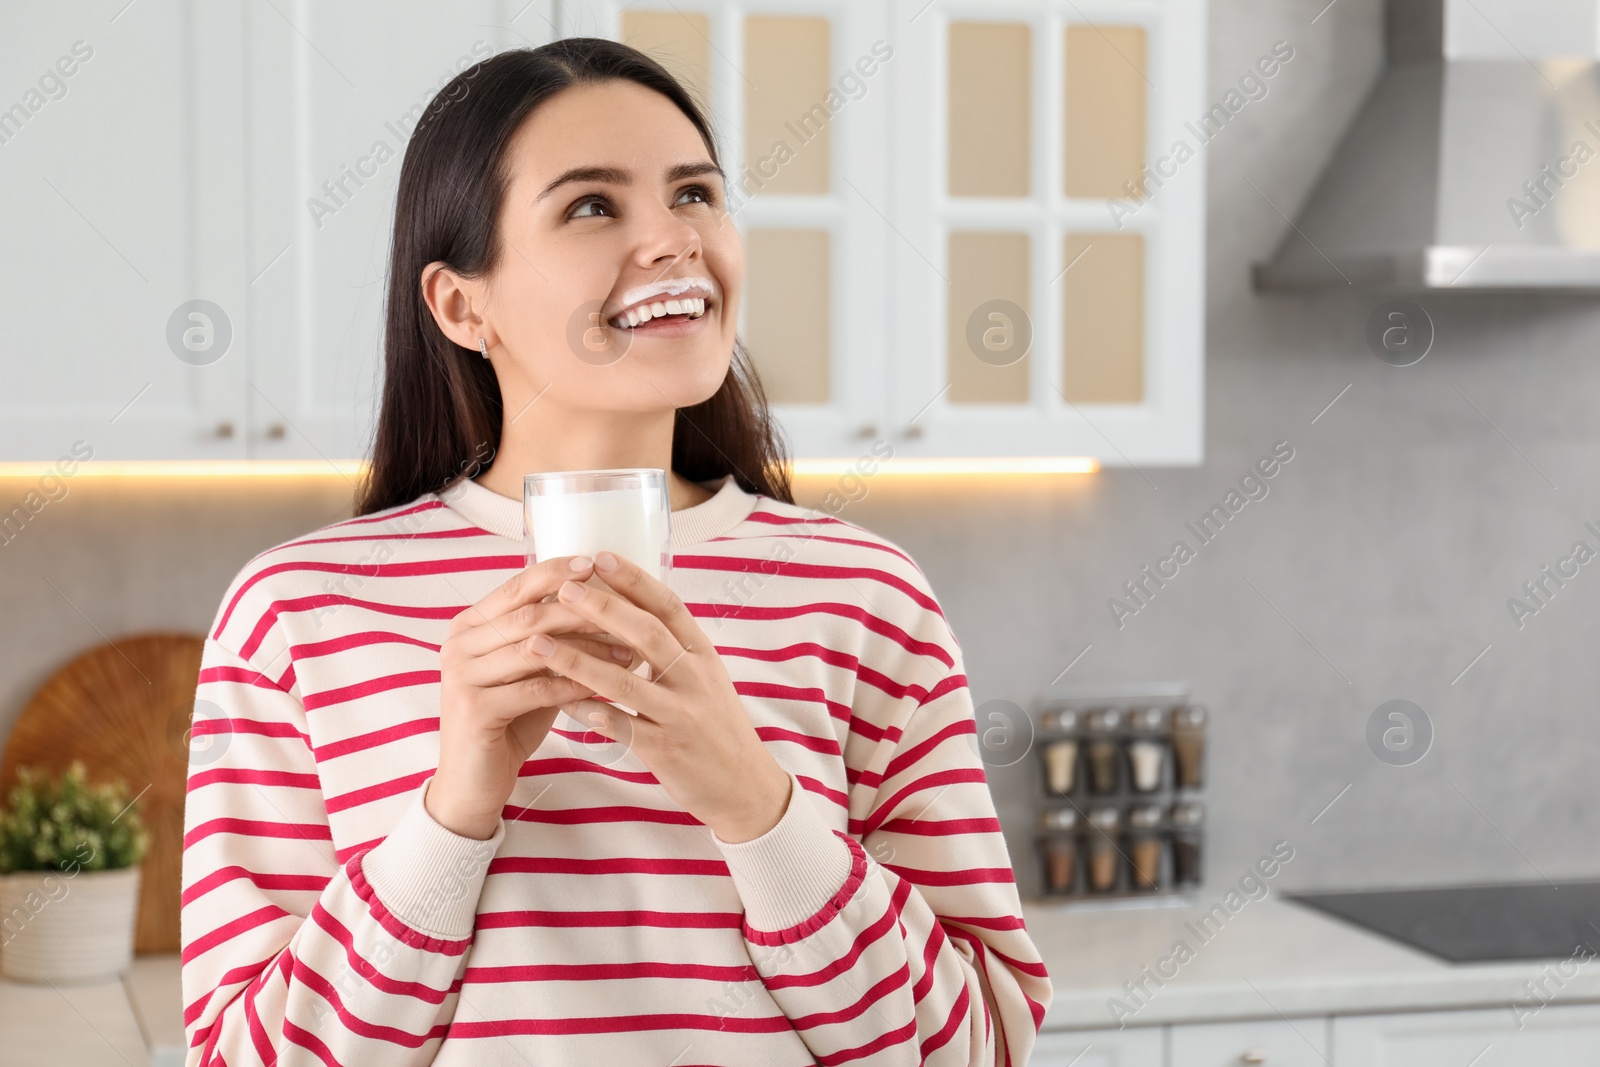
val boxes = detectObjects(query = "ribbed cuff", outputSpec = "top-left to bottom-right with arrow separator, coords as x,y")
712,770 -> 855,933
358,776 -> 505,940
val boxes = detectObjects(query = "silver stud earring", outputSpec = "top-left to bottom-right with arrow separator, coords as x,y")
478,337 -> 489,360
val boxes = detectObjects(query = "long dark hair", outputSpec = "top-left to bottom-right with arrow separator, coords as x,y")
354,38 -> 793,516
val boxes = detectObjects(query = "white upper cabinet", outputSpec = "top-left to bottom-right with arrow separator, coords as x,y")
0,3 -> 249,461
1,0 -> 1204,468
886,0 -> 1205,466
241,1 -> 531,464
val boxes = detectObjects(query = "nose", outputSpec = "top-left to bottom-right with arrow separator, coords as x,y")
631,198 -> 702,273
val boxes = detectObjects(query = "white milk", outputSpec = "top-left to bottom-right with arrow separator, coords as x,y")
525,486 -> 668,581
525,485 -> 670,718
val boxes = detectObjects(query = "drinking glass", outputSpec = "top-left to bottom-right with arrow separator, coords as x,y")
524,468 -> 672,717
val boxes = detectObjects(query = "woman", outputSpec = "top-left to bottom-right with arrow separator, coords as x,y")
180,38 -> 1050,1066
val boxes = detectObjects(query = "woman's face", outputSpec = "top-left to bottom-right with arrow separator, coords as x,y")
478,78 -> 742,415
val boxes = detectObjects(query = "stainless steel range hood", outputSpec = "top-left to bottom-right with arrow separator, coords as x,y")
1253,0 -> 1600,293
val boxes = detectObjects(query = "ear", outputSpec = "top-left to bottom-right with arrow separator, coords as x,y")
421,260 -> 497,353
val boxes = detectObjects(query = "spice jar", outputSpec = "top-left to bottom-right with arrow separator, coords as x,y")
1084,806 -> 1122,892
1038,709 -> 1081,796
1085,709 -> 1124,795
1125,805 -> 1165,890
1171,704 -> 1207,789
1170,801 -> 1204,888
1037,806 -> 1080,895
1125,706 -> 1168,793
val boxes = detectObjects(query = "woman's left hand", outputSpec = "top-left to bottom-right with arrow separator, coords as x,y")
525,549 -> 793,844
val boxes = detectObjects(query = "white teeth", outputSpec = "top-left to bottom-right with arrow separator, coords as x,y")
610,295 -> 709,329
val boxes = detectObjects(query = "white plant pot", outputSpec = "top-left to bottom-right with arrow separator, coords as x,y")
0,865 -> 140,983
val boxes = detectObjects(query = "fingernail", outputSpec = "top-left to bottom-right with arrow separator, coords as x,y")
569,555 -> 592,571
528,633 -> 555,655
587,711 -> 606,727
559,580 -> 587,601
595,551 -> 619,572
610,645 -> 631,663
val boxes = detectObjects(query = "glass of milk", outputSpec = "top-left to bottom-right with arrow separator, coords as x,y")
524,468 -> 672,716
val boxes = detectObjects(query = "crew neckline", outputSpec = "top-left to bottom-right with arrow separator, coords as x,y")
436,472 -> 758,549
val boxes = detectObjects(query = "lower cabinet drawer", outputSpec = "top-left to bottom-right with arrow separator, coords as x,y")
1168,1018 -> 1330,1067
1033,1026 -> 1165,1066
1332,1004 -> 1600,1066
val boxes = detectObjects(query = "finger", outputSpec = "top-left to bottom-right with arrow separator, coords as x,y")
589,552 -> 706,652
530,635 -> 666,722
466,634 -> 632,688
449,555 -> 596,636
555,573 -> 686,677
455,600 -> 611,659
473,673 -> 597,722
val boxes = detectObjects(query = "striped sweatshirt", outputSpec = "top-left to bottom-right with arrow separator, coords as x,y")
180,471 -> 1052,1066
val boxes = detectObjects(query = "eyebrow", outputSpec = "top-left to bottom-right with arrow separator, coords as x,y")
535,160 -> 726,202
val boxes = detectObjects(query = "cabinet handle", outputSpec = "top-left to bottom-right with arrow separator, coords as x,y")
855,423 -> 879,439
900,423 -> 924,440
266,423 -> 286,440
214,420 -> 235,439
1241,1050 -> 1268,1064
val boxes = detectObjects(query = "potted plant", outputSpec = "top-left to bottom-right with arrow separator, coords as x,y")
0,759 -> 148,983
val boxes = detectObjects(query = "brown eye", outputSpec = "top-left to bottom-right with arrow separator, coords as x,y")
568,195 -> 611,220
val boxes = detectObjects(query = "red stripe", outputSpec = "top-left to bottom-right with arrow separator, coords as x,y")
873,815 -> 1004,837
184,817 -> 333,851
882,718 -> 977,782
184,716 -> 310,756
198,665 -> 289,692
233,596 -> 461,661
291,630 -> 441,663
488,855 -> 731,877
689,599 -> 952,667
315,716 -> 439,762
214,553 -> 520,639
475,909 -> 743,931
446,1010 -> 793,1038
464,961 -> 759,984
181,865 -> 329,908
919,982 -> 972,1061
325,768 -> 433,814
882,863 -> 1017,887
790,962 -> 910,1031
302,669 -> 439,712
307,904 -> 458,1004
863,768 -> 991,835
672,555 -> 945,619
182,904 -> 291,964
186,767 -> 321,794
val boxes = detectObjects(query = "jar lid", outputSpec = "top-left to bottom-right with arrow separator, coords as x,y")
1127,804 -> 1164,829
1087,805 -> 1121,831
1038,806 -> 1080,831
1128,706 -> 1167,733
1170,801 -> 1205,826
1086,707 -> 1124,733
1041,708 -> 1080,734
1172,704 -> 1208,729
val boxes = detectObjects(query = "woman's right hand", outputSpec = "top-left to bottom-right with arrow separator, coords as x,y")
426,554 -> 631,839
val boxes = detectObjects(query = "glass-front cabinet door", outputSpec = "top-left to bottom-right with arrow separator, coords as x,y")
560,0 -> 894,462
887,0 -> 1204,467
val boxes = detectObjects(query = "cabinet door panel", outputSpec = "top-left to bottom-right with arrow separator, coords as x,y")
1170,1018 -> 1329,1067
887,0 -> 1204,466
1333,1004 -> 1600,1066
1032,1026 -> 1164,1067
242,1 -> 526,462
0,4 -> 247,460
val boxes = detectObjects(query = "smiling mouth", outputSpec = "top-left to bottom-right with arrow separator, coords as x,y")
608,296 -> 709,330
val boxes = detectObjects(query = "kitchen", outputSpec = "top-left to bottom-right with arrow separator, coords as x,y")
4,0 -> 1600,1064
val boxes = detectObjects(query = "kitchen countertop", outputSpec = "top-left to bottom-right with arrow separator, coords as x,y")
0,954 -> 182,1066
10,899 -> 1600,1057
1023,893 -> 1600,1031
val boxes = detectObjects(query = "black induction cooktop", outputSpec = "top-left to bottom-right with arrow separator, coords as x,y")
1288,881 -> 1600,963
